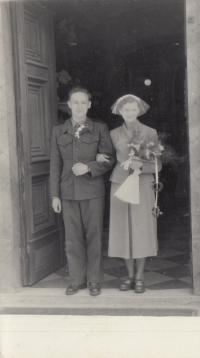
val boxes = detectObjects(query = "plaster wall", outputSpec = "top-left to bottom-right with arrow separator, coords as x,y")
186,0 -> 200,295
0,1 -> 21,292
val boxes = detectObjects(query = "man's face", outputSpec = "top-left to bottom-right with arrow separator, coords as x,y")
68,92 -> 91,122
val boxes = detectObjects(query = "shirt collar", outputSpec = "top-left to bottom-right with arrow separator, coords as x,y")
71,118 -> 87,128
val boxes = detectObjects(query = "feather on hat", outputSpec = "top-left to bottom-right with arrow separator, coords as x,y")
111,94 -> 150,116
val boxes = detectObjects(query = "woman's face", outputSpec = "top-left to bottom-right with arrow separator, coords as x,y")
119,101 -> 140,123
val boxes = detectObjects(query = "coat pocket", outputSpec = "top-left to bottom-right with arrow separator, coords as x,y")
58,136 -> 73,147
81,134 -> 99,157
58,136 -> 73,159
81,135 -> 99,144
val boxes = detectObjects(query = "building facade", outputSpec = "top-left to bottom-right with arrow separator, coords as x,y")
0,0 -> 200,295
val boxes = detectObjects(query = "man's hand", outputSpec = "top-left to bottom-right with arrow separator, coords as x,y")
52,197 -> 62,213
72,163 -> 88,176
96,154 -> 110,162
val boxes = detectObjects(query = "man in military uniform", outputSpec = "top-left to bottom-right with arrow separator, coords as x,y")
50,87 -> 115,295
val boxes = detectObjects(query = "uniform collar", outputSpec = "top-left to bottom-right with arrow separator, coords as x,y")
62,117 -> 94,135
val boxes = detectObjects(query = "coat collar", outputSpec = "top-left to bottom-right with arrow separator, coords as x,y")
122,119 -> 144,140
62,117 -> 94,136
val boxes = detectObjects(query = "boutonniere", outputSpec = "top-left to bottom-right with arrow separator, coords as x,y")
75,124 -> 89,139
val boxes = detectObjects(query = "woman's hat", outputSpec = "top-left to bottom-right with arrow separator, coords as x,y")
111,94 -> 150,116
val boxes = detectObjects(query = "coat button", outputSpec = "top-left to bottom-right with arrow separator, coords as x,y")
75,148 -> 78,151
76,159 -> 78,162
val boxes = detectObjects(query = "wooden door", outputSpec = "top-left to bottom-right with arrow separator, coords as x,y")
10,1 -> 63,285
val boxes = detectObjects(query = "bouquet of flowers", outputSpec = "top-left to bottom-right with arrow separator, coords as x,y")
115,129 -> 177,218
122,132 -> 164,171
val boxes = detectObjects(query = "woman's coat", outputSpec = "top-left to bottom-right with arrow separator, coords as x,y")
108,121 -> 161,259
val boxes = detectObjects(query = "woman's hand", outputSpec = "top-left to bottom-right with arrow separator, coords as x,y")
130,159 -> 143,170
96,154 -> 110,162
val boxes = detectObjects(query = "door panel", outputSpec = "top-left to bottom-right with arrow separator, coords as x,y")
27,76 -> 50,160
11,1 -> 63,285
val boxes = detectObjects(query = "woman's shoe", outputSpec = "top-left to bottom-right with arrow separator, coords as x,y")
135,279 -> 146,293
119,278 -> 135,291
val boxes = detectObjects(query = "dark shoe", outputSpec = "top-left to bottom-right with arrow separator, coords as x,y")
119,278 -> 135,291
66,282 -> 87,295
89,283 -> 101,296
135,279 -> 146,293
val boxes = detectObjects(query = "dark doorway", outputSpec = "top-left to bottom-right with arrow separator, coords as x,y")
30,0 -> 192,290
52,0 -> 189,221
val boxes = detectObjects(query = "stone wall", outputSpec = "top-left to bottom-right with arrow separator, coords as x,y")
0,1 -> 21,292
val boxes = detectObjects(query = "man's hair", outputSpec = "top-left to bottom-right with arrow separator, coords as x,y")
68,86 -> 92,101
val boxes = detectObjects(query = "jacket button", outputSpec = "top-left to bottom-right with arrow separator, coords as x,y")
76,159 -> 78,162
75,148 -> 78,151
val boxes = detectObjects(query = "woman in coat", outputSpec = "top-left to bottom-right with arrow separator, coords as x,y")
97,94 -> 161,293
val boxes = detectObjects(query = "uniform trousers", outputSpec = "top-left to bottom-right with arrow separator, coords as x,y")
62,197 -> 105,285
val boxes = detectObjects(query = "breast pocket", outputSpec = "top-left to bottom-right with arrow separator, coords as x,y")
81,135 -> 99,158
58,136 -> 73,158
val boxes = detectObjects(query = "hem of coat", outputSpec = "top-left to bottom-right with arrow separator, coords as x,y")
109,178 -> 155,185
108,249 -> 158,260
60,194 -> 105,200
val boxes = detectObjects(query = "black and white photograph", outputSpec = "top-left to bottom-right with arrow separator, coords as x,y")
0,0 -> 200,357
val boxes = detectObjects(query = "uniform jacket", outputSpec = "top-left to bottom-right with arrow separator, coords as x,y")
110,121 -> 162,185
50,117 -> 115,200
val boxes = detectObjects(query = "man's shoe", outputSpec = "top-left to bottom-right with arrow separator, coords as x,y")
89,283 -> 101,296
66,282 -> 87,295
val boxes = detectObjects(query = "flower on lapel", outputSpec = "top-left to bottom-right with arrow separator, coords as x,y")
75,124 -> 89,139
